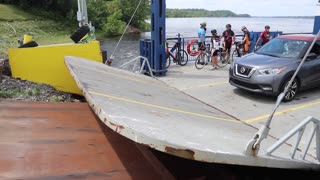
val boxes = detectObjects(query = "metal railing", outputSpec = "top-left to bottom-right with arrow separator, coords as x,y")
119,56 -> 154,77
266,116 -> 320,161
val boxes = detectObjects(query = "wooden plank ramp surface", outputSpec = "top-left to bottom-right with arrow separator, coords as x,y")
0,100 -> 174,180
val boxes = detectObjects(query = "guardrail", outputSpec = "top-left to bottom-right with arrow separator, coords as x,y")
266,116 -> 320,161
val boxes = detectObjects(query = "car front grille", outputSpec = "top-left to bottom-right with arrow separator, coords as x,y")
235,64 -> 255,78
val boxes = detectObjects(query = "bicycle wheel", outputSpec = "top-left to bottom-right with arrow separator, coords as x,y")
166,56 -> 171,68
217,51 -> 228,68
178,50 -> 189,66
195,52 -> 206,70
232,49 -> 244,63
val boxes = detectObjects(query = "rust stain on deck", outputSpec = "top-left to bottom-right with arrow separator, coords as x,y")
165,146 -> 195,160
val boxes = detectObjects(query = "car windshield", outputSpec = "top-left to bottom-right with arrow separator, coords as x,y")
256,38 -> 309,58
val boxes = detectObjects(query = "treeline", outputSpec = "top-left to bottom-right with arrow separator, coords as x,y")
0,0 -> 150,36
166,9 -> 250,18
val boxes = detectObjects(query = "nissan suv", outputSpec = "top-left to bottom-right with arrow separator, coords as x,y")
229,34 -> 320,102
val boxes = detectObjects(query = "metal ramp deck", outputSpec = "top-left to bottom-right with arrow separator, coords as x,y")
65,56 -> 320,170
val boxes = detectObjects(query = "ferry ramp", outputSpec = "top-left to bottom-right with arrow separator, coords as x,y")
64,56 -> 320,170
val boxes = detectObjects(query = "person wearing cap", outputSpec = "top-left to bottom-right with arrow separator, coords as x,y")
241,26 -> 251,55
221,24 -> 235,62
198,22 -> 207,52
210,29 -> 222,70
255,25 -> 271,51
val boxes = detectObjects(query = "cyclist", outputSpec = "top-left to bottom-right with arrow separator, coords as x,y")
241,26 -> 251,55
221,24 -> 235,63
210,29 -> 222,70
255,25 -> 271,51
198,21 -> 207,49
198,21 -> 207,64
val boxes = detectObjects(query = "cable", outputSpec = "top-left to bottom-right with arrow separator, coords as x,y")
106,0 -> 144,65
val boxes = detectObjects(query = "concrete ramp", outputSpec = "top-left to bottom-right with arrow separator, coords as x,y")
65,56 -> 320,170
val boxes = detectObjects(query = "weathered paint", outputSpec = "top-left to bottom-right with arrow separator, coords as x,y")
0,101 -> 174,180
65,56 -> 320,170
8,41 -> 103,95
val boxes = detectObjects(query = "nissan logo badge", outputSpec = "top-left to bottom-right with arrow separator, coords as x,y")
240,67 -> 246,73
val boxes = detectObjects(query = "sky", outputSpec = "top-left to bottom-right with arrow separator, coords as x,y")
166,0 -> 318,17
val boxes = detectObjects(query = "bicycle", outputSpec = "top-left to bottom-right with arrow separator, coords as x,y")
166,34 -> 189,68
231,41 -> 245,63
195,44 -> 229,69
195,44 -> 211,69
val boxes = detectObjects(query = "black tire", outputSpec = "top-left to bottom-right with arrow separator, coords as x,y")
166,56 -> 171,69
178,50 -> 189,66
281,78 -> 299,102
70,25 -> 90,43
232,49 -> 243,63
217,51 -> 228,68
195,52 -> 206,70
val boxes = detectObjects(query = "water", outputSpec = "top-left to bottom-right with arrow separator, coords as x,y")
101,17 -> 314,67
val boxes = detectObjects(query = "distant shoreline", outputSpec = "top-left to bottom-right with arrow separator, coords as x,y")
166,16 -> 314,19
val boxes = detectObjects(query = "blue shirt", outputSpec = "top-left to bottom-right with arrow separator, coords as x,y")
198,28 -> 206,43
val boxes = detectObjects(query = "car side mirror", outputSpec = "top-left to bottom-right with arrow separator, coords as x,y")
307,53 -> 318,60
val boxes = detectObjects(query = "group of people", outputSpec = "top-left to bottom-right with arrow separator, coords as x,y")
197,22 -> 271,70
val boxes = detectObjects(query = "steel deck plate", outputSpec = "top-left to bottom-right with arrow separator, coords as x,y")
65,56 -> 320,170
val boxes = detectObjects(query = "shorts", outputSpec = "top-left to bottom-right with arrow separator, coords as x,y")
212,48 -> 223,56
198,42 -> 206,51
225,42 -> 232,52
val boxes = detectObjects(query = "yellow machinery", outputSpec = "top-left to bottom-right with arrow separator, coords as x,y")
8,0 -> 103,95
8,40 -> 103,95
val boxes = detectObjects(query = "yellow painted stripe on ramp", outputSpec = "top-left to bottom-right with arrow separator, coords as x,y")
89,91 -> 239,123
244,100 -> 320,123
179,81 -> 228,90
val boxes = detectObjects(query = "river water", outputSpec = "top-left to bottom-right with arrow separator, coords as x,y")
101,17 -> 314,67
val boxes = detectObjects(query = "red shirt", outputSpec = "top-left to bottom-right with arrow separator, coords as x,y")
260,30 -> 270,45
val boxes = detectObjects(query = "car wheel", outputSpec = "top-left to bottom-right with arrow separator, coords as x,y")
281,78 -> 299,102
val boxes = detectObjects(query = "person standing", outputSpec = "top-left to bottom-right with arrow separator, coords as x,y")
198,22 -> 207,52
221,24 -> 235,62
241,26 -> 251,55
255,25 -> 271,51
210,29 -> 222,70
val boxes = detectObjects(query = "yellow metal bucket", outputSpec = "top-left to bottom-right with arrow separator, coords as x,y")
23,34 -> 33,44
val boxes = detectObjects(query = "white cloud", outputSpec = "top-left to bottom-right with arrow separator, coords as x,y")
165,0 -> 317,16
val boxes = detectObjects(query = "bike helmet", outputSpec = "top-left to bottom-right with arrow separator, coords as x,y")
200,21 -> 207,26
226,24 -> 231,28
265,25 -> 270,29
211,29 -> 217,34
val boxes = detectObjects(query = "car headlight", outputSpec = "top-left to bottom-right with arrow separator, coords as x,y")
258,67 -> 286,75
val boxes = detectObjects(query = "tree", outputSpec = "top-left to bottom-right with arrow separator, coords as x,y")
102,10 -> 126,36
114,0 -> 150,29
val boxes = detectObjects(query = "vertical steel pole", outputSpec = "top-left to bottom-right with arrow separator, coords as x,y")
313,1 -> 320,34
77,0 -> 89,27
151,0 -> 166,76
